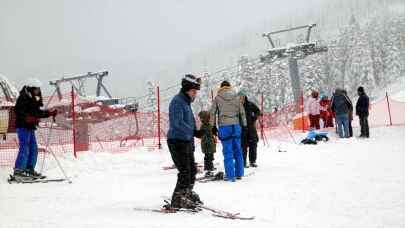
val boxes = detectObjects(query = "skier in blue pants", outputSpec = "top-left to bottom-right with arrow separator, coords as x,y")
218,125 -> 244,180
331,88 -> 353,138
13,78 -> 57,181
210,81 -> 247,182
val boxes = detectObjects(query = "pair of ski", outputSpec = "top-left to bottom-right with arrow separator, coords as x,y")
151,196 -> 254,220
196,171 -> 255,183
7,175 -> 66,184
196,171 -> 224,183
162,164 -> 204,171
162,162 -> 220,171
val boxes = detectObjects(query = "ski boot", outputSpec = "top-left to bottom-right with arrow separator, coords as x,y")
213,171 -> 224,181
11,169 -> 35,182
171,190 -> 196,210
223,177 -> 236,182
250,162 -> 258,168
204,171 -> 213,177
186,185 -> 203,205
26,168 -> 46,179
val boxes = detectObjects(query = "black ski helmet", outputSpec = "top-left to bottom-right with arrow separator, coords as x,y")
357,86 -> 365,94
181,74 -> 201,91
220,80 -> 230,88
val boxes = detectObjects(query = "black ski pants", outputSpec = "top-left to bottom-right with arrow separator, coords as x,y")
203,153 -> 214,171
359,116 -> 369,137
242,139 -> 257,165
167,139 -> 197,193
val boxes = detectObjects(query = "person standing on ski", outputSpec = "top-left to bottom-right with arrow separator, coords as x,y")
13,78 -> 57,181
331,88 -> 353,138
355,86 -> 370,138
307,90 -> 321,130
210,81 -> 246,182
167,74 -> 205,209
238,89 -> 261,168
198,110 -> 216,176
320,95 -> 334,128
342,89 -> 354,137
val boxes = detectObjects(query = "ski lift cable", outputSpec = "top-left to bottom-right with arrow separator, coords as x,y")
136,56 -> 262,104
137,54 -> 310,111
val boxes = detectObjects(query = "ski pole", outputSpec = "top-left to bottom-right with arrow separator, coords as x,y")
48,144 -> 72,184
40,121 -> 53,174
46,116 -> 73,184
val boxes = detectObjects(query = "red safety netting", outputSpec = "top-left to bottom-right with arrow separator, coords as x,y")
367,96 -> 405,127
1,88 -> 404,167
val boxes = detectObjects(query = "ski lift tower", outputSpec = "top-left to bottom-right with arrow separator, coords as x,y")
0,75 -> 18,102
49,71 -> 112,100
261,24 -> 328,106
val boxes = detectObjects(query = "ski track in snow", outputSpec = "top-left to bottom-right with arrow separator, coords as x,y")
1,126 -> 405,228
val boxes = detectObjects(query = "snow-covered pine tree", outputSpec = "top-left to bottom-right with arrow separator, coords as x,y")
237,55 -> 253,95
300,54 -> 325,95
193,72 -> 212,114
145,81 -> 157,112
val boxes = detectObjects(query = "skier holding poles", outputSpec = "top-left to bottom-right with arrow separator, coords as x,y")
11,78 -> 57,181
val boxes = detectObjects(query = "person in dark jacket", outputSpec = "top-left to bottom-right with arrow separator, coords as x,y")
342,90 -> 354,137
13,78 -> 57,181
356,86 -> 370,138
239,89 -> 261,168
167,74 -> 205,209
331,88 -> 353,138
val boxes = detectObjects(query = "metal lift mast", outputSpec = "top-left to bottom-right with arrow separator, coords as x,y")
49,71 -> 112,100
261,24 -> 328,105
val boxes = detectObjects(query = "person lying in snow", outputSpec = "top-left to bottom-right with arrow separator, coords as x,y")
301,130 -> 329,145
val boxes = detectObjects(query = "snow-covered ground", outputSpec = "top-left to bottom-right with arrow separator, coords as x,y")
1,126 -> 405,228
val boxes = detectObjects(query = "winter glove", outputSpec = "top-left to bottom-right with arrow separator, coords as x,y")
194,129 -> 207,139
212,126 -> 218,136
24,116 -> 38,125
242,126 -> 248,133
242,127 -> 248,137
48,109 -> 58,117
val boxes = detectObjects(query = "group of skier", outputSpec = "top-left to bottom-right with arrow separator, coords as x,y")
10,74 -> 370,210
306,87 -> 370,138
166,75 -> 261,209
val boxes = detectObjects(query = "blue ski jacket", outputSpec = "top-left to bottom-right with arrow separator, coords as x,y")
167,91 -> 196,141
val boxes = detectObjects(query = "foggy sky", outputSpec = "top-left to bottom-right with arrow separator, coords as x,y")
0,0 -> 323,97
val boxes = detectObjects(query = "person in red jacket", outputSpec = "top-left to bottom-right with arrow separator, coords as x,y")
307,91 -> 321,130
320,95 -> 334,128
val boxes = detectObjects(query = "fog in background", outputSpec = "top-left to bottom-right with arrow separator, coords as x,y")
0,0 -> 400,97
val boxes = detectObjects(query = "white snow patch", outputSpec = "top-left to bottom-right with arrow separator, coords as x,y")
1,126 -> 405,228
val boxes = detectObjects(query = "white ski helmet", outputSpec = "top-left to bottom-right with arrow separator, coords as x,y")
25,78 -> 42,88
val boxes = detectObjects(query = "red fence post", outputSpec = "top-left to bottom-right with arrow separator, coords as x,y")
386,92 -> 393,126
71,86 -> 77,158
301,90 -> 305,133
157,86 -> 162,149
260,93 -> 265,142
